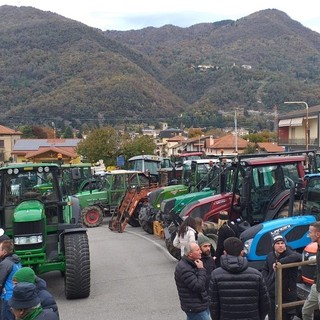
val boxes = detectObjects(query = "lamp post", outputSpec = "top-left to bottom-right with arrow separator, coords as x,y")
284,101 -> 309,150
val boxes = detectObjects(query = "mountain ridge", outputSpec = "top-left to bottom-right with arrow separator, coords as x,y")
0,6 -> 319,131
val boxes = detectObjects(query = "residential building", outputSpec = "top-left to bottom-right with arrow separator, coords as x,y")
12,138 -> 81,163
277,104 -> 320,151
0,125 -> 22,164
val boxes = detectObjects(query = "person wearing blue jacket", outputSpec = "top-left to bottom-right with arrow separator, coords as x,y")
0,239 -> 21,320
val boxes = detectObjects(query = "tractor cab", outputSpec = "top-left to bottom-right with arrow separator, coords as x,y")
0,163 -> 90,299
61,162 -> 97,195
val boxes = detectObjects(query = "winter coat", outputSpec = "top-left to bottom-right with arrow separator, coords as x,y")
261,247 -> 301,301
0,254 -> 21,301
201,253 -> 215,292
209,254 -> 270,320
215,222 -> 239,267
173,226 -> 197,256
174,255 -> 209,313
35,276 -> 59,318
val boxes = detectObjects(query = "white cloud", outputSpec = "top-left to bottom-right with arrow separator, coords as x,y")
0,0 -> 319,33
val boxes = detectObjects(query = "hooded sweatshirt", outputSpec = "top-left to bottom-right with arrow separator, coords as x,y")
209,255 -> 270,320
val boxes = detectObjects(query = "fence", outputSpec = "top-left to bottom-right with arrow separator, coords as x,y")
275,259 -> 316,320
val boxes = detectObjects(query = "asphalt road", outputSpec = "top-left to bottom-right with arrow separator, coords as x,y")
41,219 -> 185,320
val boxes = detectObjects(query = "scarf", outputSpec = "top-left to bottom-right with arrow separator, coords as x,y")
21,306 -> 43,320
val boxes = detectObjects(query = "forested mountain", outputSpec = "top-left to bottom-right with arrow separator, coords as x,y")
0,6 -> 320,130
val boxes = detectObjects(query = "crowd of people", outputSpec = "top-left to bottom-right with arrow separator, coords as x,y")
0,230 -> 59,320
173,214 -> 320,320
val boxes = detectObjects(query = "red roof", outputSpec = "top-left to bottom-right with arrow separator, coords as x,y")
258,142 -> 285,153
210,134 -> 248,149
25,146 -> 77,159
0,125 -> 21,135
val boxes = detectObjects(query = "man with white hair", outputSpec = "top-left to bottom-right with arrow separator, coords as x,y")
174,241 -> 211,320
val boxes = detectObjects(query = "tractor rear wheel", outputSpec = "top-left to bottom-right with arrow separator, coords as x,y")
81,206 -> 103,227
64,232 -> 90,299
140,221 -> 154,234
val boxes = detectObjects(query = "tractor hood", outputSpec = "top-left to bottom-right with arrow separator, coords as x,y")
241,215 -> 316,263
14,200 -> 45,222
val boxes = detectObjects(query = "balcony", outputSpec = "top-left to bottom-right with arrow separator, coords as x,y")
278,138 -> 318,148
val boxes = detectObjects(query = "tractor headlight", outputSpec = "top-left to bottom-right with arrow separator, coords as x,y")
243,238 -> 253,256
14,234 -> 43,245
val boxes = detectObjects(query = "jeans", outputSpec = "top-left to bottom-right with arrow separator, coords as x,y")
302,283 -> 320,320
186,308 -> 212,320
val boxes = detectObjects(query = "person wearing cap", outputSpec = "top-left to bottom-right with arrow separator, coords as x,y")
261,234 -> 302,320
198,233 -> 215,291
0,239 -> 21,320
214,211 -> 239,267
9,282 -> 57,319
209,237 -> 270,320
12,267 -> 59,318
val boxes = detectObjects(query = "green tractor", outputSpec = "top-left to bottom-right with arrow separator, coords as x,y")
75,170 -> 152,228
138,158 -> 229,234
61,162 -> 97,195
1,163 -> 90,299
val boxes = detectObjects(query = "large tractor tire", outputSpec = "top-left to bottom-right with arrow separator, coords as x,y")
81,206 -> 103,227
138,205 -> 154,234
140,221 -> 154,234
64,232 -> 90,299
128,203 -> 143,227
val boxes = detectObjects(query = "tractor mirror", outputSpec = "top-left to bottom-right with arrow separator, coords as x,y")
71,168 -> 81,180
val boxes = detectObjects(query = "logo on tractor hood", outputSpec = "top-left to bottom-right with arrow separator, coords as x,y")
270,225 -> 291,236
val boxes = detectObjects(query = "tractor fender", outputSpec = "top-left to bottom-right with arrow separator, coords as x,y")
264,190 -> 290,221
59,227 -> 88,253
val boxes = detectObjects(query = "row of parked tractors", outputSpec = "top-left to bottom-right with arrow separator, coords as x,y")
84,151 -> 320,301
10,151 -> 314,301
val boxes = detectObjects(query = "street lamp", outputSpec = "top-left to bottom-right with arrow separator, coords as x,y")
284,101 -> 309,150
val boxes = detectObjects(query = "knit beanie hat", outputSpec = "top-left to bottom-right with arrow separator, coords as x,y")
197,234 -> 211,247
272,234 -> 286,247
13,267 -> 36,284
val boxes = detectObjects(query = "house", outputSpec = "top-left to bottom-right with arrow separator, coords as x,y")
205,134 -> 248,156
167,134 -> 249,157
257,142 -> 285,153
12,138 -> 82,163
0,125 -> 22,163
278,104 -> 320,151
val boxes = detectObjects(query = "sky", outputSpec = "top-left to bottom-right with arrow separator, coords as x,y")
0,0 -> 319,33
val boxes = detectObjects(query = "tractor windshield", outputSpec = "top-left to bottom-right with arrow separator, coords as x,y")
4,168 -> 58,205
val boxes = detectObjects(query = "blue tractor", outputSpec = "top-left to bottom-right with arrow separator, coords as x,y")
240,173 -> 320,270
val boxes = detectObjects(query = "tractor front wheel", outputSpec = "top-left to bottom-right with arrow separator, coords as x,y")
81,206 -> 103,227
64,232 -> 90,299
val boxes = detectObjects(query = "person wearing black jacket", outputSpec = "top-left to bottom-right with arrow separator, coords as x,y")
209,237 -> 270,320
174,241 -> 211,320
215,211 -> 239,267
198,234 -> 215,292
261,234 -> 302,320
